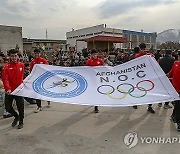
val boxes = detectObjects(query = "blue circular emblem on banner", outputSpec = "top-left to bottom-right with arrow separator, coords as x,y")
33,70 -> 87,98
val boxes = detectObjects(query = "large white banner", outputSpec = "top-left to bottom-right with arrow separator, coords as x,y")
12,55 -> 179,106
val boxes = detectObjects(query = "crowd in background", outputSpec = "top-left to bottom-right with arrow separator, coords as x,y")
0,47 -> 180,69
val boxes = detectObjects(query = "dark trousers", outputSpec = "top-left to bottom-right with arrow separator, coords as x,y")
172,95 -> 180,124
24,97 -> 34,104
35,99 -> 41,108
5,94 -> 24,122
94,106 -> 98,110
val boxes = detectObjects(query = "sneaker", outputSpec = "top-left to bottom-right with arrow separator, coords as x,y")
3,114 -> 13,119
11,118 -> 19,127
177,123 -> 180,131
133,105 -> 138,109
158,103 -> 162,107
164,104 -> 173,109
18,122 -> 23,129
34,107 -> 42,113
94,106 -> 99,113
170,115 -> 177,123
148,107 -> 155,114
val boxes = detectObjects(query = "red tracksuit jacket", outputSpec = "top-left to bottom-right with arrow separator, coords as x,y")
168,61 -> 180,93
2,62 -> 24,92
86,57 -> 104,66
30,57 -> 49,72
134,52 -> 153,58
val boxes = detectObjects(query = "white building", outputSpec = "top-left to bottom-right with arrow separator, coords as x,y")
66,24 -> 157,52
66,24 -> 123,52
0,25 -> 23,54
122,30 -> 157,49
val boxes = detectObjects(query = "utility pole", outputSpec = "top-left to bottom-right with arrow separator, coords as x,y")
46,28 -> 48,39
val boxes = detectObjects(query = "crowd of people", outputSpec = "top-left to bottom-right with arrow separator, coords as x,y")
0,43 -> 179,131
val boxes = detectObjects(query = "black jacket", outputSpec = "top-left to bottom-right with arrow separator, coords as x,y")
159,56 -> 175,74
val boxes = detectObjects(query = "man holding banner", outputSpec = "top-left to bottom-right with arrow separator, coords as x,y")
30,48 -> 49,113
2,49 -> 24,129
86,49 -> 104,113
135,43 -> 155,114
168,52 -> 180,131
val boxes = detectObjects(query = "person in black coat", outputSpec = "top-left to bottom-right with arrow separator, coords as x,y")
158,49 -> 175,108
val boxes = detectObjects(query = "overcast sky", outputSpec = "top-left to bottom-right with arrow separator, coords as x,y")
0,0 -> 180,39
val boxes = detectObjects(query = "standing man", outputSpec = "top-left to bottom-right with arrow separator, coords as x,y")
134,43 -> 155,113
2,49 -> 24,129
167,52 -> 180,131
30,48 -> 49,113
158,49 -> 175,108
129,47 -> 140,110
86,49 -> 104,113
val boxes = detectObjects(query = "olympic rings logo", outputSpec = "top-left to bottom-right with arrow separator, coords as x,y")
97,80 -> 154,100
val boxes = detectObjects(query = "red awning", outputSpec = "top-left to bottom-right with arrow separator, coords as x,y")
77,35 -> 128,43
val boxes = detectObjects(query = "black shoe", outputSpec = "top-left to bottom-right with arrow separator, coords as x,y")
177,123 -> 180,131
11,118 -> 19,127
94,106 -> 99,113
158,103 -> 162,107
18,122 -> 23,129
133,105 -> 138,109
148,107 -> 155,114
170,115 -> 176,123
164,104 -> 173,109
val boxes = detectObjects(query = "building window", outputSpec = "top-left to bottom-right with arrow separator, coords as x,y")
131,43 -> 138,48
114,32 -> 122,35
145,36 -> 150,43
139,35 -> 144,42
146,44 -> 150,49
151,37 -> 156,43
104,32 -> 113,34
94,32 -> 103,35
123,43 -> 130,48
124,34 -> 130,41
86,33 -> 93,36
131,34 -> 137,42
80,35 -> 85,37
